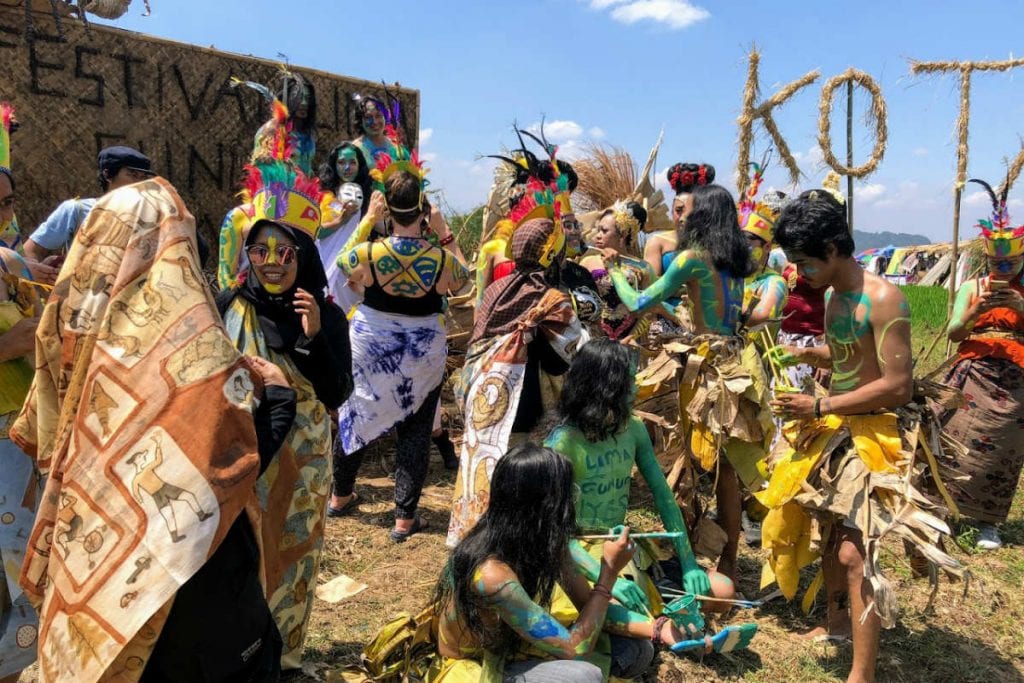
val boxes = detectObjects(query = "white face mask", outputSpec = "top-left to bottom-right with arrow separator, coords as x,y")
339,182 -> 364,206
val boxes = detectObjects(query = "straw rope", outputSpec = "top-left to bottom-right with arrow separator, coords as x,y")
736,47 -> 819,196
909,58 -> 1024,187
999,140 -> 1024,197
817,69 -> 887,178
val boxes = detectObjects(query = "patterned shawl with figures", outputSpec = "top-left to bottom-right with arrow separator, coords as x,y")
447,288 -> 585,547
10,178 -> 263,683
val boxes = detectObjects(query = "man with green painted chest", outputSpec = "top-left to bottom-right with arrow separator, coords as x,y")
761,188 -> 934,683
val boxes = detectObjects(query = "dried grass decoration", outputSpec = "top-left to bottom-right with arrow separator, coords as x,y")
735,47 -> 820,197
572,143 -> 638,213
817,69 -> 888,178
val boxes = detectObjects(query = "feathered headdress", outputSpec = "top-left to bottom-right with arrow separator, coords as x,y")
518,119 -> 575,218
506,176 -> 564,266
969,177 -> 1024,258
369,143 -> 429,211
0,102 -> 16,178
251,99 -> 292,164
241,100 -> 323,239
738,150 -> 781,244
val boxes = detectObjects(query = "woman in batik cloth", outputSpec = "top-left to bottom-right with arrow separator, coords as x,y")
317,141 -> 373,314
606,184 -> 759,583
0,247 -> 42,683
580,201 -> 654,341
10,177 -> 284,681
447,181 -> 586,547
939,178 -> 1024,551
331,145 -> 469,540
217,158 -> 353,669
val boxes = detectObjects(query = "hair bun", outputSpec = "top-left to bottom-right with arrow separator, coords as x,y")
626,201 -> 648,230
667,162 -> 715,195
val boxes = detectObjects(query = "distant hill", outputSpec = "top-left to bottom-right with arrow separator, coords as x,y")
853,230 -> 931,251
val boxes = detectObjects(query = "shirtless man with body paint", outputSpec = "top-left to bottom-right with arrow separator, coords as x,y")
768,189 -> 912,683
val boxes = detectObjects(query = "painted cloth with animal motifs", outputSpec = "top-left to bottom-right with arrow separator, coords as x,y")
9,178 -> 263,683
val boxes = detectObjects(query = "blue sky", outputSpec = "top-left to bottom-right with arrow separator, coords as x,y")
107,0 -> 1024,243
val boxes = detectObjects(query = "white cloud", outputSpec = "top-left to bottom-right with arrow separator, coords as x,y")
419,128 -> 433,145
857,182 -> 886,203
588,126 -> 607,139
963,191 -> 989,207
912,146 -> 928,157
527,119 -> 584,142
792,145 -> 824,167
598,0 -> 710,30
420,151 -> 438,162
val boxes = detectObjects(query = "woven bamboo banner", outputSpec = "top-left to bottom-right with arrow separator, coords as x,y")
0,7 -> 419,248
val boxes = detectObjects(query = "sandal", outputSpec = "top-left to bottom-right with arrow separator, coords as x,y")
327,492 -> 360,518
390,516 -> 428,543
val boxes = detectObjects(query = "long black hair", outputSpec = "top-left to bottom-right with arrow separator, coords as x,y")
317,142 -> 372,216
435,444 -> 577,657
279,73 -> 316,135
558,339 -> 635,442
680,184 -> 754,279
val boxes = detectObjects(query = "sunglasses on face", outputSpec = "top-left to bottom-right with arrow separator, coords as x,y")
246,243 -> 298,266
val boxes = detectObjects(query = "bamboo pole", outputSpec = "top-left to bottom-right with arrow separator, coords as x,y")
846,78 -> 854,230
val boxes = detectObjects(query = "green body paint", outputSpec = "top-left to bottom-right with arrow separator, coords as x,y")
743,270 -> 788,332
546,417 -> 700,576
825,290 -> 872,392
472,567 -> 603,657
611,249 -> 742,335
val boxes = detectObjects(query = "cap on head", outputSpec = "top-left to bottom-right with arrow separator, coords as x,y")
98,146 -> 155,176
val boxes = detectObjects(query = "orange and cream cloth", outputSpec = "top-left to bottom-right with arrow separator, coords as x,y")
0,247 -> 43,678
221,158 -> 331,669
755,404 -> 964,626
446,289 -> 585,547
9,178 -> 263,682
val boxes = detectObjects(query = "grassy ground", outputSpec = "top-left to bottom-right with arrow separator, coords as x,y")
301,439 -> 1024,683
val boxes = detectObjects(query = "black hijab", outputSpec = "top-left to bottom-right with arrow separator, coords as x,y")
217,220 -> 353,409
236,220 -> 329,351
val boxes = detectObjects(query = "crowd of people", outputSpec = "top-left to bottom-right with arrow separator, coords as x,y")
0,73 -> 1022,683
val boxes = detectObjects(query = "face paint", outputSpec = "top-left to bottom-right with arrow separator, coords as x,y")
337,149 -> 360,182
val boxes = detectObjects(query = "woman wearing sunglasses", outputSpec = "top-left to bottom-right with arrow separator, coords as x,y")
217,159 -> 353,671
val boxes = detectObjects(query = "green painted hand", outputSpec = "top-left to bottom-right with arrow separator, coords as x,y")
682,564 -> 711,597
612,578 -> 650,614
764,344 -> 799,368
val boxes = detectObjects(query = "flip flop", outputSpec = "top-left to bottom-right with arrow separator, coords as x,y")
326,492 -> 360,518
390,516 -> 428,543
670,623 -> 758,655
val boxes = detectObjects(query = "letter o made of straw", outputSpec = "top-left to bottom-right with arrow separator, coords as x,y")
817,69 -> 888,178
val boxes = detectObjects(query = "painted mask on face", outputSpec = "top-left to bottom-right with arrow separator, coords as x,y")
336,149 -> 360,182
989,255 -> 1024,281
248,226 -> 299,294
339,182 -> 363,207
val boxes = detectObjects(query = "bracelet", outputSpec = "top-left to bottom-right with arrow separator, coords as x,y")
813,397 -> 822,419
651,616 -> 670,646
591,583 -> 612,600
439,233 -> 455,246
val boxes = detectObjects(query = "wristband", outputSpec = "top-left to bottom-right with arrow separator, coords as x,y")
439,233 -> 455,247
813,397 -> 822,419
591,584 -> 612,600
651,616 -> 670,646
